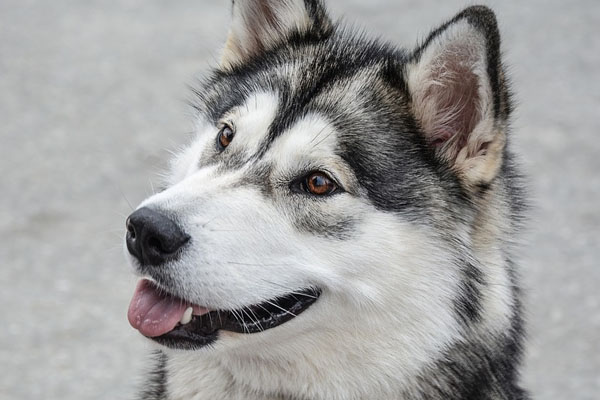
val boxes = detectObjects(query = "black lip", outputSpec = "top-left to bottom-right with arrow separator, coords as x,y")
150,287 -> 321,350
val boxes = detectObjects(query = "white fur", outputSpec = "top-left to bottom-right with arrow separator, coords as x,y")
222,92 -> 280,156
130,100 -> 474,399
127,13 -> 517,399
161,214 -> 464,399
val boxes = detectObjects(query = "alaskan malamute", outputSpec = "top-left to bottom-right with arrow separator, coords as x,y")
124,1 -> 528,399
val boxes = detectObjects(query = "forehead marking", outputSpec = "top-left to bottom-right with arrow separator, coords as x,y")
265,113 -> 358,193
227,91 -> 279,157
267,114 -> 338,164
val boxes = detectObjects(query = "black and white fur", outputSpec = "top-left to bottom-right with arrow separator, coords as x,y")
127,1 -> 528,399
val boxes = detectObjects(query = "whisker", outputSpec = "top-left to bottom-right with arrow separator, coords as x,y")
208,229 -> 248,233
117,185 -> 134,211
311,129 -> 334,150
246,306 -> 263,331
102,228 -> 126,234
308,122 -> 331,145
199,215 -> 220,228
288,291 -> 318,299
110,232 -> 125,241
229,308 -> 243,331
224,261 -> 293,267
241,307 -> 263,332
105,244 -> 125,254
256,304 -> 274,321
263,300 -> 297,318
231,308 -> 249,333
258,279 -> 319,299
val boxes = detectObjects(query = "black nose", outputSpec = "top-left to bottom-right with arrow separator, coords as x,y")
126,207 -> 190,266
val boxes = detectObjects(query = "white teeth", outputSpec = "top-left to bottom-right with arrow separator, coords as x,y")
180,307 -> 193,325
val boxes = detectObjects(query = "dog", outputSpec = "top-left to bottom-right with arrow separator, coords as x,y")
124,1 -> 529,399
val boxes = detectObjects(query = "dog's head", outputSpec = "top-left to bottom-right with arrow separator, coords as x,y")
125,0 -> 513,393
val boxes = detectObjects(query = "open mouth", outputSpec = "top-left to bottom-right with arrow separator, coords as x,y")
127,279 -> 321,350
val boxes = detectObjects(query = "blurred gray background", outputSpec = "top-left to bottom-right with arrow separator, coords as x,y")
1,0 -> 598,399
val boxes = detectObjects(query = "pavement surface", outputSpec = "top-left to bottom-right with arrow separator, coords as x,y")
1,1 -> 598,399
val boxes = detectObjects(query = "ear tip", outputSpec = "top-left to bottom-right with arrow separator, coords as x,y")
411,5 -> 501,63
455,5 -> 500,40
458,5 -> 498,21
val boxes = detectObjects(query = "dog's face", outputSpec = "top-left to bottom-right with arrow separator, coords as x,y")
125,0 -> 511,390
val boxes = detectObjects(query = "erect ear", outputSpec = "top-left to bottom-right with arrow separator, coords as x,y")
404,6 -> 511,186
220,0 -> 332,69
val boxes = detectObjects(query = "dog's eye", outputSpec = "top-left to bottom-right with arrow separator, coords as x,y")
216,124 -> 235,150
303,172 -> 338,196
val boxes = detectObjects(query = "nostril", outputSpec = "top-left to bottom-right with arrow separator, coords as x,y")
126,219 -> 136,239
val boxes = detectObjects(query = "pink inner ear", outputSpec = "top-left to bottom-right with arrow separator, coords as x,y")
431,132 -> 452,147
422,46 -> 482,152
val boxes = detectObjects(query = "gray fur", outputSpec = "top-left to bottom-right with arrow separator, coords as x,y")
128,1 -> 529,399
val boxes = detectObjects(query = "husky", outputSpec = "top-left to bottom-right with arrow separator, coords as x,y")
124,1 -> 529,399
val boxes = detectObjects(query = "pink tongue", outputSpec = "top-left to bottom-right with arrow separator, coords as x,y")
127,279 -> 190,337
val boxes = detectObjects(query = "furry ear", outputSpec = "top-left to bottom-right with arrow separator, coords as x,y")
221,0 -> 332,69
405,6 -> 510,186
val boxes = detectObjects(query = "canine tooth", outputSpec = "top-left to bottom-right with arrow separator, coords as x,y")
180,307 -> 193,325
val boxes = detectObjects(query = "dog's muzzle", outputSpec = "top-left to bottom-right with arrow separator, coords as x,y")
124,207 -> 321,351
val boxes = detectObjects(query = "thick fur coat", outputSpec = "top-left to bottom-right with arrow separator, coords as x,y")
124,1 -> 529,399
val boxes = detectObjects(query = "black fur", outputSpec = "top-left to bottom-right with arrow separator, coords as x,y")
139,351 -> 168,400
140,2 -> 528,399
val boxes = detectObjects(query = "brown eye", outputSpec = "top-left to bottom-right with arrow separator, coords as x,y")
217,125 -> 235,150
306,172 -> 337,196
